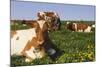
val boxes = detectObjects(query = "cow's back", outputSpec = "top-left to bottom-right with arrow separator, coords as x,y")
77,23 -> 88,30
11,28 -> 36,55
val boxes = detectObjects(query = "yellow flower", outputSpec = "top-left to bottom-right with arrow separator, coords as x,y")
87,45 -> 90,49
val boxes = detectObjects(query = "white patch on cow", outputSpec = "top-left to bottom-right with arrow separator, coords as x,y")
37,20 -> 46,29
25,47 -> 36,60
11,28 -> 36,55
25,52 -> 44,62
78,29 -> 83,32
48,48 -> 56,55
25,47 -> 44,60
54,12 -> 59,18
39,12 -> 45,16
54,12 -> 57,16
35,51 -> 44,58
84,26 -> 92,32
73,23 -> 77,31
37,41 -> 44,45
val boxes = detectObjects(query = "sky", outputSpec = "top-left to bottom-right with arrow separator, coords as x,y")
11,1 -> 95,21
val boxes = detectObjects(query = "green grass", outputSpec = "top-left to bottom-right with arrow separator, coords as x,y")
11,21 -> 95,66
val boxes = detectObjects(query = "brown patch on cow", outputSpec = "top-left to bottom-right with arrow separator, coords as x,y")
66,23 -> 76,31
38,12 -> 55,19
42,21 -> 49,32
77,23 -> 88,31
44,12 -> 55,17
45,12 -> 56,22
11,31 -> 17,38
24,20 -> 41,33
21,36 -> 43,53
21,37 -> 38,53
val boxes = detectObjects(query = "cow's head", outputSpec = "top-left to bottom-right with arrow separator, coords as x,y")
37,12 -> 61,31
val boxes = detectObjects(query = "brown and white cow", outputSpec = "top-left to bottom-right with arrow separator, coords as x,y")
66,22 -> 92,32
11,19 -> 56,62
37,12 -> 61,31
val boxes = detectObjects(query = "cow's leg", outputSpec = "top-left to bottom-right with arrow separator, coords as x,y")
24,47 -> 37,62
35,47 -> 46,58
21,41 -> 31,56
21,41 -> 37,62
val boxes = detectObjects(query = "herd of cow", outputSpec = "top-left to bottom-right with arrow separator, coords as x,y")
11,12 -> 95,62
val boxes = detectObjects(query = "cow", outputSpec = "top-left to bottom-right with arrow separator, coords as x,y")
11,19 -> 56,62
37,12 -> 61,31
65,22 -> 92,32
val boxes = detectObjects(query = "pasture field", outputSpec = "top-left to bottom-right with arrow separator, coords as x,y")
11,21 -> 95,66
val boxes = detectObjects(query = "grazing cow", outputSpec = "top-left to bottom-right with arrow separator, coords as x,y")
37,12 -> 61,31
66,22 -> 92,32
11,19 -> 56,62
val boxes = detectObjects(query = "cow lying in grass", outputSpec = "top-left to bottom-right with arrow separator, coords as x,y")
11,19 -> 56,62
65,22 -> 92,32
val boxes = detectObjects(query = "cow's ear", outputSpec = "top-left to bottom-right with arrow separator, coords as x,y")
28,21 -> 38,29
